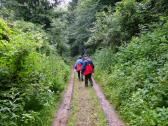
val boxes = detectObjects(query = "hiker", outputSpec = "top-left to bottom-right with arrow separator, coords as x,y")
82,56 -> 94,87
74,57 -> 83,81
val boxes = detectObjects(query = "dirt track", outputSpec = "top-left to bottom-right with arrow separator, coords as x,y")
52,72 -> 125,126
68,77 -> 107,126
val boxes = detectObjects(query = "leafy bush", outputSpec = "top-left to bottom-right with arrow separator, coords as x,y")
87,0 -> 167,53
94,21 -> 168,126
0,18 -> 69,126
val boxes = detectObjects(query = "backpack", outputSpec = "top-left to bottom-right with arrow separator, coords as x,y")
76,64 -> 82,71
83,63 -> 94,75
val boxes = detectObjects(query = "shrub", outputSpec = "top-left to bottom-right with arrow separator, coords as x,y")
94,21 -> 168,126
0,18 -> 70,126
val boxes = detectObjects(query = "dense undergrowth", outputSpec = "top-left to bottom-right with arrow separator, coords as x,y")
0,18 -> 69,126
94,21 -> 168,126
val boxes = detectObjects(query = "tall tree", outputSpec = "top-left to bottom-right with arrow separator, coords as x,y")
67,0 -> 123,56
1,0 -> 60,29
16,0 -> 60,28
67,0 -> 100,56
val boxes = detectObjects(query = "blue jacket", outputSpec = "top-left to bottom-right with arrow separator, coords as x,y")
74,59 -> 83,69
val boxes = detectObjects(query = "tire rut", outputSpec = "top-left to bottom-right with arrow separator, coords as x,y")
92,79 -> 125,126
52,71 -> 74,126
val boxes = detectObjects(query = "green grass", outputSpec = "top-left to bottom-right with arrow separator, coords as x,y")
39,96 -> 61,126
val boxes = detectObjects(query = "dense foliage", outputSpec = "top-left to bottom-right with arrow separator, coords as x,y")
94,21 -> 168,125
0,0 -> 69,57
67,0 -> 122,55
0,18 -> 69,126
89,0 -> 168,125
67,0 -> 168,54
67,0 -> 99,56
0,0 -> 60,29
48,7 -> 70,56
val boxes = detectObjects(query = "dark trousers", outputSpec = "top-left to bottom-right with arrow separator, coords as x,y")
77,71 -> 83,81
85,74 -> 93,87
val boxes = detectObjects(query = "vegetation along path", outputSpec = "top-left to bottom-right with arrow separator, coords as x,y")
53,72 -> 125,126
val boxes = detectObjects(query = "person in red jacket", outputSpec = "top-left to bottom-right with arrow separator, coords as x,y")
74,57 -> 84,81
82,56 -> 94,87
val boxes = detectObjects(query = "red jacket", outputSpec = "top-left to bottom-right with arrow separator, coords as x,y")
83,64 -> 94,75
76,64 -> 82,72
82,59 -> 94,75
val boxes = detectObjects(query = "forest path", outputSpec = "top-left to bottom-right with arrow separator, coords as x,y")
52,72 -> 125,126
67,76 -> 107,126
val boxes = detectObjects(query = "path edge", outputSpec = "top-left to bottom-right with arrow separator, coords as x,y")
52,71 -> 74,126
92,78 -> 125,126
